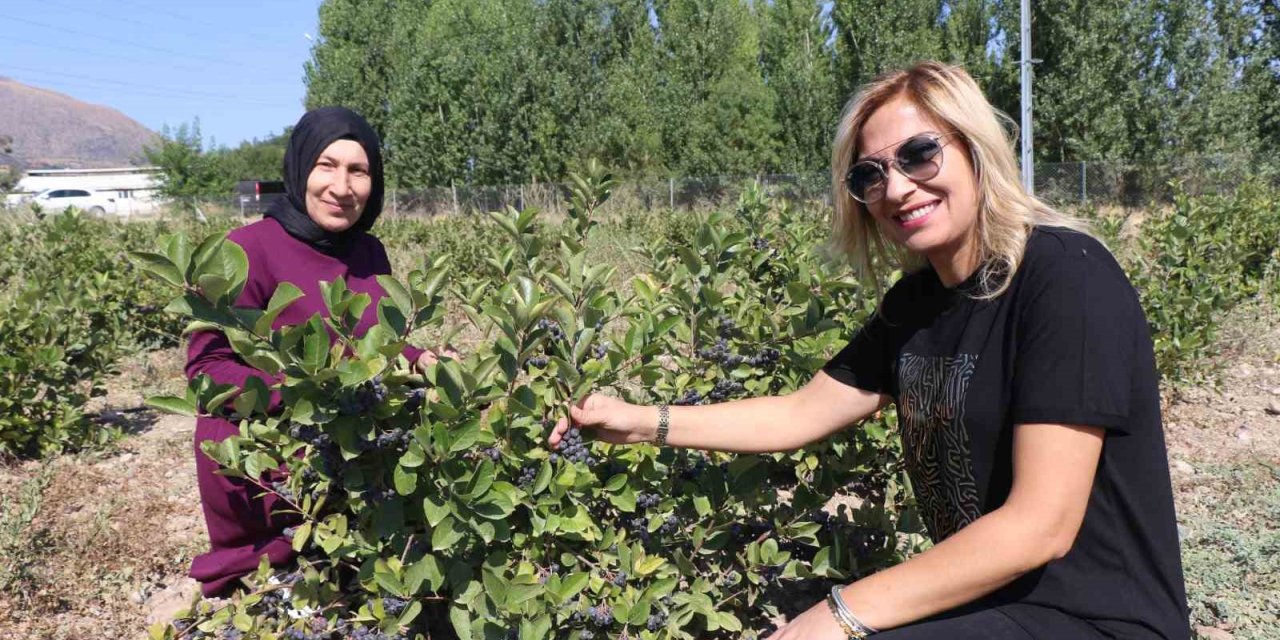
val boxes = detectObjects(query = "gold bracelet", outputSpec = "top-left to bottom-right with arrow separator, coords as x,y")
655,404 -> 669,446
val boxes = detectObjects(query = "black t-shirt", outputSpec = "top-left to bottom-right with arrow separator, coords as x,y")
824,227 -> 1189,639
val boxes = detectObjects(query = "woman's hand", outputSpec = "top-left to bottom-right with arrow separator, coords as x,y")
765,598 -> 848,640
415,345 -> 460,371
547,393 -> 657,448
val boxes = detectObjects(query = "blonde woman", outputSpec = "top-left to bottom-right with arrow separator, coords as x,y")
550,62 -> 1189,639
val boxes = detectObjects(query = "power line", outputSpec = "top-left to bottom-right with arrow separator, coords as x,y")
37,0 -> 300,52
0,15 -> 266,72
2,65 -> 287,107
106,0 -> 309,47
2,33 -> 210,75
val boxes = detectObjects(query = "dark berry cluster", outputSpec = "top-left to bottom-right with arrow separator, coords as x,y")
636,492 -> 661,510
535,318 -> 565,341
697,338 -> 781,370
716,315 -> 737,338
347,625 -> 405,640
677,453 -> 711,480
468,445 -> 501,462
538,562 -> 561,585
591,341 -> 609,360
553,427 -> 594,465
646,610 -> 669,631
337,377 -> 387,416
672,388 -> 704,406
708,378 -> 745,401
362,488 -> 397,504
729,517 -> 775,542
610,571 -> 627,587
751,236 -> 771,252
382,596 -> 409,616
697,338 -> 742,365
525,354 -> 550,368
289,423 -> 321,443
657,514 -> 681,536
375,428 -> 412,451
571,603 -> 614,637
403,388 -> 425,413
517,465 -> 538,488
270,480 -> 296,502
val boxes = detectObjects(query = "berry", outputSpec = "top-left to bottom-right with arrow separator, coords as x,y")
517,465 -> 539,488
556,427 -> 594,465
404,388 -> 425,413
672,388 -> 703,406
382,596 -> 409,616
535,318 -> 565,341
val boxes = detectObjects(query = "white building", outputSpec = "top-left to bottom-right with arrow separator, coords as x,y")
9,166 -> 163,215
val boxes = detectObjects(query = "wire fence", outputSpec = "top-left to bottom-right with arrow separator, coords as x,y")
28,156 -> 1269,220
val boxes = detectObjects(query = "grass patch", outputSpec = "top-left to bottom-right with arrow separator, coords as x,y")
1180,461 -> 1280,637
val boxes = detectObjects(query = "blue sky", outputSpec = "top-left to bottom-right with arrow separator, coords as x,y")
0,0 -> 320,148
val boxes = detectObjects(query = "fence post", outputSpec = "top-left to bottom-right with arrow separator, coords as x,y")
1080,162 -> 1086,205
669,178 -> 674,210
392,188 -> 398,216
451,181 -> 459,216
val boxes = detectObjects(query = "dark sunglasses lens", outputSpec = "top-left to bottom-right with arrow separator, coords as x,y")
897,136 -> 943,179
847,162 -> 885,200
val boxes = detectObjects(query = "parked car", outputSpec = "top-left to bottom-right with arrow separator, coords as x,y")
29,188 -> 118,216
234,180 -> 287,215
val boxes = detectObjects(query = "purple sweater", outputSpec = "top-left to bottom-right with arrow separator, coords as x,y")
185,217 -> 424,596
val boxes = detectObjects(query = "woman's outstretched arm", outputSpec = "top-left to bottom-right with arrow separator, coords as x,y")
549,370 -> 887,454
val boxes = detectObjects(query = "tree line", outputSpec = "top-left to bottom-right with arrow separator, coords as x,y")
146,0 -> 1277,195
302,0 -> 1279,188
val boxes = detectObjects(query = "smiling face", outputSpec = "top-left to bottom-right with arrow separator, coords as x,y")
304,139 -> 372,233
858,96 -> 981,284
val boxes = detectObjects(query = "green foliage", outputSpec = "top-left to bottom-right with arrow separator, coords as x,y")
1103,181 -> 1280,380
145,121 -> 287,201
0,210 -> 217,457
303,0 -> 1280,186
139,176 -> 917,639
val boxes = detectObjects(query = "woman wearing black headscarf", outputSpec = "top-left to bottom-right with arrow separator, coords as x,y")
185,107 -> 446,596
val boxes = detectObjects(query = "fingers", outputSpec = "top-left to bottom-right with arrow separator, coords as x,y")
548,417 -> 570,449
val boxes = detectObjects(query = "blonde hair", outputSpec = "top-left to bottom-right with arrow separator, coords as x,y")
830,61 -> 1091,298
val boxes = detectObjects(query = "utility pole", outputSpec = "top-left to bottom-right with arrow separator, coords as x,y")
1020,0 -> 1035,195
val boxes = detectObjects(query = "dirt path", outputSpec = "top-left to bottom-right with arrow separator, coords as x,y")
0,303 -> 1277,639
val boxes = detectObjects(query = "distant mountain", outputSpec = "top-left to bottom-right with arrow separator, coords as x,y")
0,76 -> 159,170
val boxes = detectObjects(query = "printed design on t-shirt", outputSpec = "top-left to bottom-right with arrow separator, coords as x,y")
897,352 -> 981,541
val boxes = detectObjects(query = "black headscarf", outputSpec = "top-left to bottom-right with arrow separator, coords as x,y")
265,106 -> 385,256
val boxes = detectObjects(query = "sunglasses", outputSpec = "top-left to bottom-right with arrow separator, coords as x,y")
844,133 -> 952,204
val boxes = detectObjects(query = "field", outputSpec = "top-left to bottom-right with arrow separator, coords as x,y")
0,182 -> 1277,639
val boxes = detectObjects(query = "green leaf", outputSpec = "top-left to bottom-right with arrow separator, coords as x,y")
423,496 -> 450,528
377,275 -> 413,316
432,516 -> 465,550
301,314 -> 329,374
144,395 -> 196,417
130,251 -> 184,287
555,572 -> 590,602
394,464 -> 418,495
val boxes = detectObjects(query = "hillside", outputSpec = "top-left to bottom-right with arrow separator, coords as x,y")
0,76 -> 158,169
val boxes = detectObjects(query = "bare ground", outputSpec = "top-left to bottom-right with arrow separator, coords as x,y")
0,302 -> 1277,639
